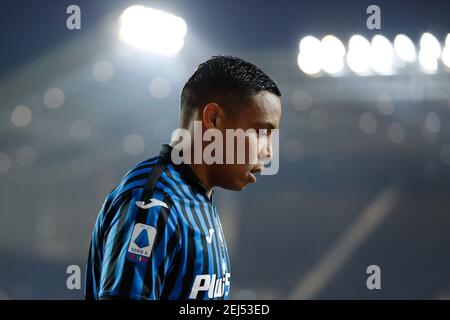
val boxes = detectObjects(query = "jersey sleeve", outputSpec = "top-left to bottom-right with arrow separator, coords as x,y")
98,188 -> 181,300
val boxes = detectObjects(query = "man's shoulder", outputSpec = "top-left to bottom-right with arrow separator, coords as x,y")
110,157 -> 185,209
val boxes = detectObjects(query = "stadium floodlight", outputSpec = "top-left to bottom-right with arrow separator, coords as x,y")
394,34 -> 416,62
321,56 -> 344,75
442,45 -> 450,69
443,33 -> 450,68
321,35 -> 346,57
297,33 -> 447,76
297,51 -> 322,75
297,36 -> 322,75
370,35 -> 395,75
118,5 -> 187,56
420,32 -> 441,58
346,35 -> 372,74
418,49 -> 438,73
299,35 -> 321,52
417,33 -> 440,73
320,35 -> 346,75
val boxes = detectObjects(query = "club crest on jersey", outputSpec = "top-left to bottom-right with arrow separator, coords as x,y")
127,223 -> 157,263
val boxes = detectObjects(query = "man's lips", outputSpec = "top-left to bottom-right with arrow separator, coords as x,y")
250,167 -> 262,174
249,167 -> 262,183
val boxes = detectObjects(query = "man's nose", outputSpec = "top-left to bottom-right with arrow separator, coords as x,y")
259,138 -> 273,162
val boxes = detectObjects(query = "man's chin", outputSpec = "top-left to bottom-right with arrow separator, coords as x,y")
233,179 -> 253,191
220,180 -> 250,191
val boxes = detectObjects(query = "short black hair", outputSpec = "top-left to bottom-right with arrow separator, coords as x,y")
179,55 -> 281,128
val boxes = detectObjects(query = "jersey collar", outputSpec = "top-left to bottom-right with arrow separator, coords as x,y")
159,144 -> 214,202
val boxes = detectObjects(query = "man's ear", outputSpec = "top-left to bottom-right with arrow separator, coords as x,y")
202,103 -> 221,129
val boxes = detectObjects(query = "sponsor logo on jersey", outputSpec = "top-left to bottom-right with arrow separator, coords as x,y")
135,198 -> 168,210
189,273 -> 231,299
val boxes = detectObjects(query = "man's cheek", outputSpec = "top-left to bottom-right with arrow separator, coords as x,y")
248,135 -> 259,165
261,129 -> 279,175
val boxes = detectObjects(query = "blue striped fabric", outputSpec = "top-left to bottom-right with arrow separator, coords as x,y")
85,146 -> 231,300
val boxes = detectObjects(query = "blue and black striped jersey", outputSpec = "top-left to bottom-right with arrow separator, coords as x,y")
85,144 -> 231,300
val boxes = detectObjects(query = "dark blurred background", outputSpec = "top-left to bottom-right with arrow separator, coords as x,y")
1,0 -> 450,299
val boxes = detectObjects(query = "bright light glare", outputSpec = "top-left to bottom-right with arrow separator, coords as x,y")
118,5 -> 187,56
299,36 -> 321,52
346,35 -> 372,74
418,49 -> 438,72
394,34 -> 416,62
442,45 -> 450,68
420,33 -> 441,58
297,36 -> 322,75
321,57 -> 344,75
297,33 -> 449,76
321,35 -> 346,57
320,35 -> 345,74
298,35 -> 346,75
297,51 -> 322,75
418,33 -> 441,73
443,34 -> 450,68
370,35 -> 395,74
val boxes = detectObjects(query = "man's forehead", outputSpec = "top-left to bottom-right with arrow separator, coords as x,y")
253,91 -> 281,105
246,91 -> 281,125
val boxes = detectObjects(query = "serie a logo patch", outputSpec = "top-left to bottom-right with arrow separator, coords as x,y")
127,223 -> 157,263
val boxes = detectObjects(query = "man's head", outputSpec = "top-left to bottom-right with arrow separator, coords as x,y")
176,55 -> 282,191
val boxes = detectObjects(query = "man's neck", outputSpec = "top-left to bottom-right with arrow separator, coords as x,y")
170,131 -> 215,199
188,162 -> 214,199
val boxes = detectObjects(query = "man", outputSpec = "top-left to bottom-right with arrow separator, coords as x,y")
85,55 -> 282,300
